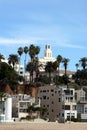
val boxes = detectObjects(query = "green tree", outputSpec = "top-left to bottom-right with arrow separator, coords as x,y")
35,46 -> 40,57
0,53 -> 5,71
29,44 -> 36,62
26,62 -> 34,82
56,55 -> 62,76
62,58 -> 70,75
45,61 -> 54,84
17,47 -> 23,75
24,46 -> 29,73
27,44 -> 40,83
75,63 -> 79,71
79,57 -> 87,70
0,54 -> 5,63
29,44 -> 40,62
8,54 -> 19,69
0,62 -> 18,91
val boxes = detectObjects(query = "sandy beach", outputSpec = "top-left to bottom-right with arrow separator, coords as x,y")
0,122 -> 87,130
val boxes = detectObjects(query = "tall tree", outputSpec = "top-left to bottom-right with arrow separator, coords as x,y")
29,44 -> 36,62
17,47 -> 23,61
75,63 -> 79,71
56,55 -> 62,76
26,62 -> 35,82
52,61 -> 58,84
0,54 -> 5,62
0,54 -> 5,70
24,46 -> 29,73
79,57 -> 87,70
45,61 -> 54,84
8,54 -> 19,69
28,44 -> 40,83
35,46 -> 40,57
17,47 -> 23,75
62,58 -> 70,75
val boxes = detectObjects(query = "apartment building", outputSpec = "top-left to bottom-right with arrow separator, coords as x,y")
36,85 -> 59,121
75,89 -> 87,121
12,94 -> 35,119
36,85 -> 77,122
58,86 -> 77,122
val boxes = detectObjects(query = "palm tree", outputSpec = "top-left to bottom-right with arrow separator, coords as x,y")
0,54 -> 4,62
0,54 -> 5,70
26,62 -> 35,83
24,46 -> 29,73
35,46 -> 40,57
52,61 -> 58,84
79,57 -> 87,70
45,61 -> 54,84
28,44 -> 40,83
75,63 -> 79,71
62,58 -> 70,75
17,47 -> 23,61
56,55 -> 62,76
29,44 -> 36,62
17,47 -> 23,75
8,54 -> 19,69
34,57 -> 41,82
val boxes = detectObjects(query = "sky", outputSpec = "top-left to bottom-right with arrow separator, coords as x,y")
0,0 -> 87,71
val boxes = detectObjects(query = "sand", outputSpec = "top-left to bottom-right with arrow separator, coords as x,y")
0,122 -> 87,130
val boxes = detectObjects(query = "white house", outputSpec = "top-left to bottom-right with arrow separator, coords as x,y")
57,86 -> 77,122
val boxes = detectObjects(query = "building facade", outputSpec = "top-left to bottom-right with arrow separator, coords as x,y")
76,89 -> 87,121
39,44 -> 56,71
58,86 -> 77,122
36,85 -> 77,122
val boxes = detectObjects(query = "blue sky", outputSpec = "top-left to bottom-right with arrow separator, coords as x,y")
0,0 -> 87,71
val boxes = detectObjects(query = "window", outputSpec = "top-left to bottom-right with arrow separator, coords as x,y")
43,96 -> 46,99
72,105 -> 76,110
47,97 -> 49,99
20,71 -> 23,74
43,105 -> 45,107
47,112 -> 49,115
71,90 -> 73,95
59,98 -> 61,102
52,101 -> 54,104
43,90 -> 46,92
20,102 -> 26,108
65,105 -> 70,110
51,89 -> 54,92
52,109 -> 54,112
62,113 -> 64,117
52,94 -> 54,96
85,107 -> 87,113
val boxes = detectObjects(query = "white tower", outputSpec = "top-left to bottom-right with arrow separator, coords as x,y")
44,44 -> 52,58
5,96 -> 12,122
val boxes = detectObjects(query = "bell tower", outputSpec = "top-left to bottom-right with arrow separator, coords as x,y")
44,44 -> 52,58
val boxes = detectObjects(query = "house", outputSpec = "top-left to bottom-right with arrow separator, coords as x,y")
36,85 -> 77,122
0,94 -> 12,122
58,86 -> 77,122
12,94 -> 35,119
75,88 -> 87,121
36,85 -> 59,121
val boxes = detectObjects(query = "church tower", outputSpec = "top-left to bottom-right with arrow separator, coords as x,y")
44,44 -> 52,58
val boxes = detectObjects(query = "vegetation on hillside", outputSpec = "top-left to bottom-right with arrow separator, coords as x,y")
0,44 -> 87,93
